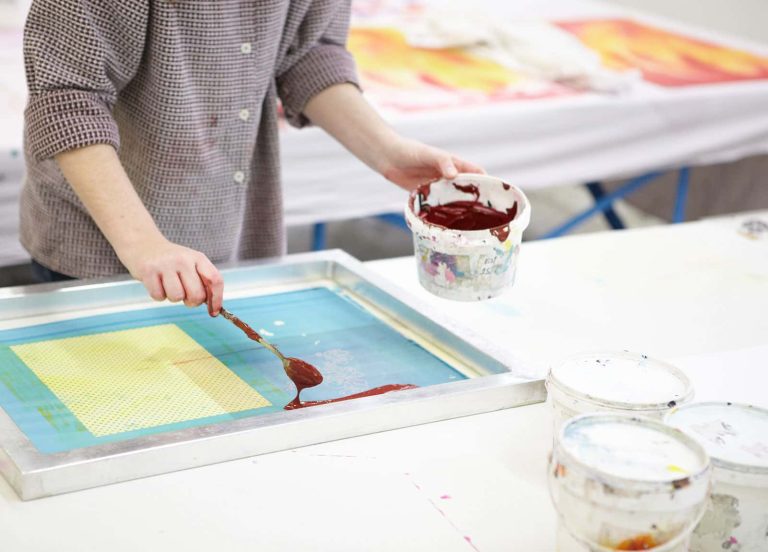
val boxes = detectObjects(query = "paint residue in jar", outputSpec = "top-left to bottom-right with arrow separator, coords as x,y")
615,534 -> 658,550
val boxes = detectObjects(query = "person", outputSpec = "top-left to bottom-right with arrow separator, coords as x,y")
21,0 -> 482,316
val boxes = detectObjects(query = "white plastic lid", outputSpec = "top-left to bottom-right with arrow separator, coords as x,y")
665,402 -> 768,473
561,414 -> 708,482
549,351 -> 693,409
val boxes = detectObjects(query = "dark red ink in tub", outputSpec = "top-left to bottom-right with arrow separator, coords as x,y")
417,182 -> 518,239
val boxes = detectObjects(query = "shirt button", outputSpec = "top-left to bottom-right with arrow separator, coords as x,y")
233,171 -> 245,183
239,109 -> 250,121
241,43 -> 252,54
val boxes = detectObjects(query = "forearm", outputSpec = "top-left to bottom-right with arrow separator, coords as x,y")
55,144 -> 165,259
54,144 -> 224,313
303,83 -> 398,174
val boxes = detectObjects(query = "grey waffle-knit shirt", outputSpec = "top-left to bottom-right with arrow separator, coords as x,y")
21,0 -> 358,278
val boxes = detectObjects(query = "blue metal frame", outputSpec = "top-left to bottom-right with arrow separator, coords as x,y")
673,167 -> 689,224
540,168 -> 691,239
311,222 -> 327,251
540,171 -> 665,239
584,181 -> 626,230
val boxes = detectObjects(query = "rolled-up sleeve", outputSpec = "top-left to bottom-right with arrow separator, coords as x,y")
23,0 -> 148,160
276,1 -> 359,128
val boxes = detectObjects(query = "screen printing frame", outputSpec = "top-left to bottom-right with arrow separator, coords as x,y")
0,250 -> 544,500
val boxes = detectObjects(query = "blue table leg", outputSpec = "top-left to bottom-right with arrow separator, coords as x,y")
673,167 -> 690,224
541,171 -> 664,239
585,181 -> 626,230
312,223 -> 327,251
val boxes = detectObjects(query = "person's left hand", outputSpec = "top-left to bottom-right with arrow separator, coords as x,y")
376,136 -> 485,191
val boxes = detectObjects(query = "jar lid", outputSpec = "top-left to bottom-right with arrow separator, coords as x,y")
560,413 -> 709,483
665,402 -> 768,473
549,351 -> 693,410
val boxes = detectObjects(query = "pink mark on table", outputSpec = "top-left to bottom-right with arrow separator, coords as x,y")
403,473 -> 480,551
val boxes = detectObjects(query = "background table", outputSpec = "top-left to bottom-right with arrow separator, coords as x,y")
3,0 -> 768,264
1,211 -> 766,551
282,0 -> 768,226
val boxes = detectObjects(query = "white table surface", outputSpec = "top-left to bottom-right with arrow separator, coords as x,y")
1,212 -> 767,552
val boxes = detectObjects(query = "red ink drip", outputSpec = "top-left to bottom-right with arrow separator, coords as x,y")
224,313 -> 264,342
285,384 -> 418,410
489,226 -> 510,242
284,357 -> 324,404
452,182 -> 481,201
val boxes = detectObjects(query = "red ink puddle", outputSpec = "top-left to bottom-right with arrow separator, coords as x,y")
286,384 -> 418,410
416,182 -> 518,242
615,534 -> 658,550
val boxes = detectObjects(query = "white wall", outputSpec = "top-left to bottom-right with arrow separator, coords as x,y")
605,0 -> 768,44
0,0 -> 30,29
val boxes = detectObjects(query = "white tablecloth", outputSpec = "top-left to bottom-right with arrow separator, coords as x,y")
2,0 -> 768,265
1,212 -> 766,551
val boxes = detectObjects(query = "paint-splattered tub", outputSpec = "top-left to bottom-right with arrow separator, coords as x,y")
549,413 -> 712,551
405,174 -> 531,301
665,402 -> 768,552
547,351 -> 694,432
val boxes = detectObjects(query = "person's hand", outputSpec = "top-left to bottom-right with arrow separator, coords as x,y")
118,235 -> 223,316
376,136 -> 485,191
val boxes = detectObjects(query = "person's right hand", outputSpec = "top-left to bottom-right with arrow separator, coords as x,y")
52,144 -> 224,315
119,236 -> 223,316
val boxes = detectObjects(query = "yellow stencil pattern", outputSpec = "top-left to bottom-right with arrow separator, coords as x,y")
11,324 -> 271,437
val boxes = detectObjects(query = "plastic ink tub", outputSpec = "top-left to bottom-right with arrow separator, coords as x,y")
665,402 -> 768,551
547,351 -> 694,432
404,173 -> 530,301
549,413 -> 712,551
